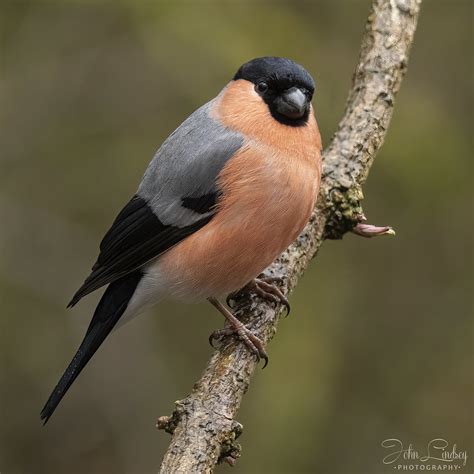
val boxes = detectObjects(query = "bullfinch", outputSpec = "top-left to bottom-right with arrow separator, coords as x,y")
41,56 -> 322,423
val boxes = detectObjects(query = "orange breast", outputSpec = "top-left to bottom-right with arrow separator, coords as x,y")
158,79 -> 322,298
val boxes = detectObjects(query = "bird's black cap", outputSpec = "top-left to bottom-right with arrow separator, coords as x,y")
234,56 -> 315,94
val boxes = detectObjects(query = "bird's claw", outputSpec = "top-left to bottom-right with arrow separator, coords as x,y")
250,277 -> 290,316
226,292 -> 237,307
208,325 -> 268,368
226,276 -> 289,316
209,327 -> 233,348
212,277 -> 287,366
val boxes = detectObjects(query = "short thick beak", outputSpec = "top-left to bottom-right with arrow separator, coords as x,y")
275,87 -> 308,119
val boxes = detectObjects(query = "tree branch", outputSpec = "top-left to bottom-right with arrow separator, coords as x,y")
158,0 -> 422,471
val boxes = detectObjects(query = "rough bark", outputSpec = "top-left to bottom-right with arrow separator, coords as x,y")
158,0 -> 422,471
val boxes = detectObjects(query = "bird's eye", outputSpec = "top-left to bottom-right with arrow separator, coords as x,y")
255,82 -> 268,94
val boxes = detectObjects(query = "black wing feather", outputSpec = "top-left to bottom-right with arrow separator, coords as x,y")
68,195 -> 213,307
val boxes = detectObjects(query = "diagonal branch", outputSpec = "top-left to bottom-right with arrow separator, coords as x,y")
157,0 -> 422,471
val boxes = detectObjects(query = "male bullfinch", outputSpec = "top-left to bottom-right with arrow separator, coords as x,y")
41,56 -> 322,423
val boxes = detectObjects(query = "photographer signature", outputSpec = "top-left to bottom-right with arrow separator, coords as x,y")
381,438 -> 468,466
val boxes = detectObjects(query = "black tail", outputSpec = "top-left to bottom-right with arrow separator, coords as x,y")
40,271 -> 142,424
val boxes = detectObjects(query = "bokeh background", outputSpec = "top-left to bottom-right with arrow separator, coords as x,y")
0,0 -> 472,473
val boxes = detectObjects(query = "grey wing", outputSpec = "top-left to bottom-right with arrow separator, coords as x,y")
138,101 -> 243,226
68,101 -> 243,307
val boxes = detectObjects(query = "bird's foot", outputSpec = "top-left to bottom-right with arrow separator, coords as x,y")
208,297 -> 268,367
249,276 -> 290,316
227,276 -> 290,316
209,324 -> 268,368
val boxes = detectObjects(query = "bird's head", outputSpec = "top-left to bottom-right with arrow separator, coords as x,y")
233,57 -> 315,127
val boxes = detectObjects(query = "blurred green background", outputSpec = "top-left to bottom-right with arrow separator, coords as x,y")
0,0 -> 472,473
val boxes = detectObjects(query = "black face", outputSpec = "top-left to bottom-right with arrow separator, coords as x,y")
234,57 -> 315,127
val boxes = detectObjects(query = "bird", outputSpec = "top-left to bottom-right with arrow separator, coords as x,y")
40,56 -> 322,424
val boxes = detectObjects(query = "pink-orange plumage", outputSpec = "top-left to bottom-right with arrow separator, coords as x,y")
159,79 -> 321,298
